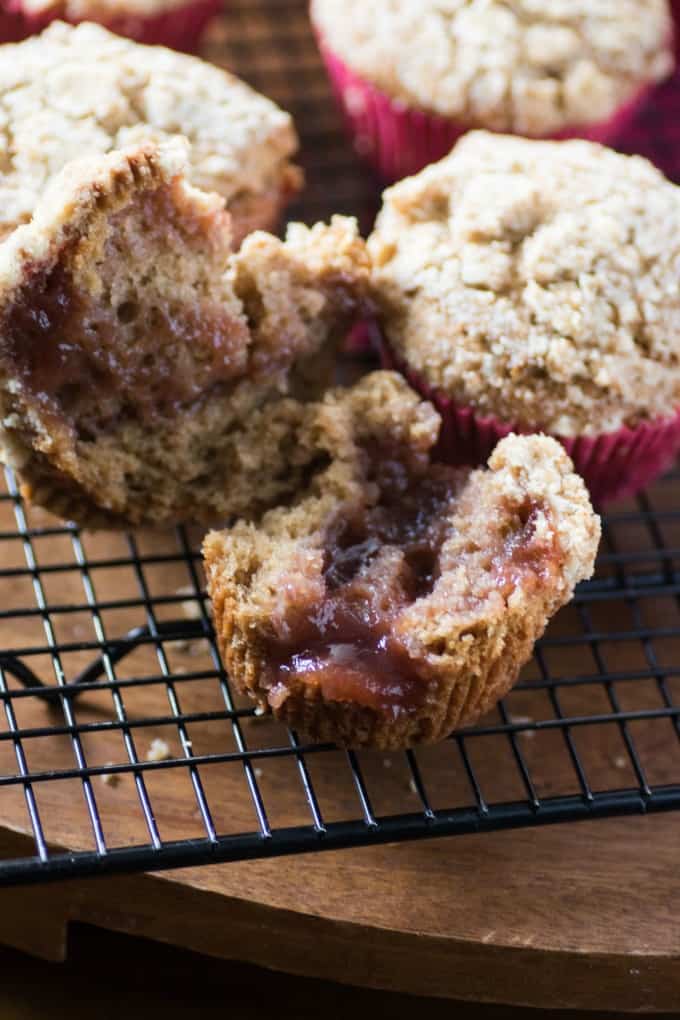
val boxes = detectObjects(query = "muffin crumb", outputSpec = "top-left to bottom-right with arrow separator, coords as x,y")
146,738 -> 171,762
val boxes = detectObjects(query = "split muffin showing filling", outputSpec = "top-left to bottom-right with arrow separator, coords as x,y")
0,141 -> 370,525
204,371 -> 600,749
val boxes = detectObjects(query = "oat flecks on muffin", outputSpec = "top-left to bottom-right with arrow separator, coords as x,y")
204,371 -> 600,750
311,0 -> 673,134
369,131 -> 680,437
0,21 -> 301,244
0,142 -> 370,526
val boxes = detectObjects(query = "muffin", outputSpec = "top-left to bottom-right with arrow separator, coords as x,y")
0,4 -> 27,41
310,0 -> 674,181
369,132 -> 680,504
204,371 -> 599,750
0,141 -> 370,526
3,0 -> 221,49
0,21 -> 301,245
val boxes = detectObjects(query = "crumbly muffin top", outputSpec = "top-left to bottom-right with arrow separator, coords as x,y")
311,0 -> 673,133
0,20 -> 297,237
369,132 -> 680,436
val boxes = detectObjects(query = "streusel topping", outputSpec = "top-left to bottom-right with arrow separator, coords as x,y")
0,21 -> 298,237
204,371 -> 599,748
311,0 -> 673,133
369,132 -> 680,436
0,139 -> 369,525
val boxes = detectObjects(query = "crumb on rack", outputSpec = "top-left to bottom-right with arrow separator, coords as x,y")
146,737 -> 172,762
613,755 -> 627,769
100,764 -> 120,788
408,778 -> 418,795
175,585 -> 212,621
509,714 -> 535,738
167,638 -> 206,657
254,767 -> 263,779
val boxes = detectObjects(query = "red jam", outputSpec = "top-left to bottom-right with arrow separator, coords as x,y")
265,470 -> 459,718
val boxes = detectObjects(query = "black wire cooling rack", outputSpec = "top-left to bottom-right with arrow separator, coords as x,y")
1,0 -> 680,888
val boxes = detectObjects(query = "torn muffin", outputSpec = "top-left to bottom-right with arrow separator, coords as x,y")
0,21 -> 302,244
204,371 -> 600,750
0,141 -> 370,526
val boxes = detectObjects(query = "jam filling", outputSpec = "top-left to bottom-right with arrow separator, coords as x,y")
266,470 -> 458,719
265,473 -> 561,720
492,501 -> 561,596
3,189 -> 250,432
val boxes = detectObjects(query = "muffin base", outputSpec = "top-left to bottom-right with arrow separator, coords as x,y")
380,339 -> 680,506
315,31 -> 659,182
7,0 -> 221,50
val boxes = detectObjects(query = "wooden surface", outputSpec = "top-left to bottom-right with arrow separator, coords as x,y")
0,0 -> 680,1013
2,429 -> 680,1011
5,926 -> 673,1020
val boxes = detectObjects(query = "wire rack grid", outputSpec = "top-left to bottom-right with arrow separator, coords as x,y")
1,0 -> 680,887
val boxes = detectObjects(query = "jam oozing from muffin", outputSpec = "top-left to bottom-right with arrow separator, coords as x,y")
489,500 -> 561,598
266,477 -> 560,720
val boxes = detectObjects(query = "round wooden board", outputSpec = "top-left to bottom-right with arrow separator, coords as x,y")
1,812 -> 679,1012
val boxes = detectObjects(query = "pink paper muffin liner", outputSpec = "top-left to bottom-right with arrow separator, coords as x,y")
379,336 -> 680,506
0,3 -> 28,40
6,0 -> 221,50
314,30 -> 661,182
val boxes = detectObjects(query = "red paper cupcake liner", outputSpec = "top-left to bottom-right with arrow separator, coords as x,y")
379,338 -> 680,506
314,29 -> 661,182
0,1 -> 28,40
5,0 -> 221,50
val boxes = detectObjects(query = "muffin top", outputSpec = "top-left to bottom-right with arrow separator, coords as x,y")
311,0 -> 673,134
0,20 -> 298,238
369,132 -> 680,437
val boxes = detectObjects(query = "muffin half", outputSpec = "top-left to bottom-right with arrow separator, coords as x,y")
204,372 -> 600,749
311,0 -> 674,181
369,131 -> 680,502
0,141 -> 369,526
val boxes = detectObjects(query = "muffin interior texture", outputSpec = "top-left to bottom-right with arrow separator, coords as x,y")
0,143 -> 370,525
311,0 -> 673,133
205,372 -> 600,748
370,132 -> 680,436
